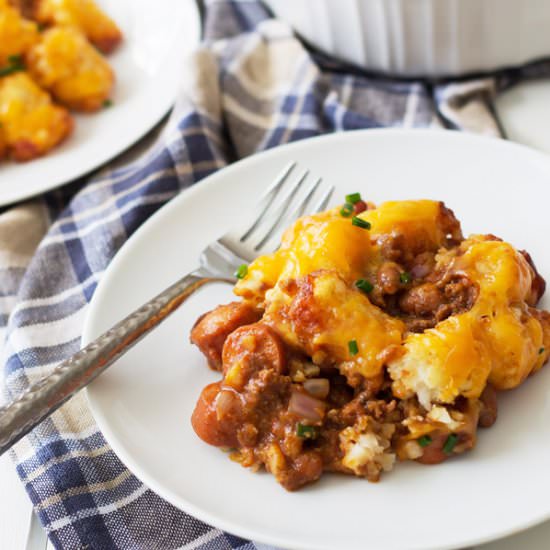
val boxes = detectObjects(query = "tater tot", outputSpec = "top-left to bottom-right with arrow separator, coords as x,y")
35,0 -> 122,53
6,0 -> 35,18
0,0 -> 39,65
27,26 -> 114,112
0,72 -> 73,161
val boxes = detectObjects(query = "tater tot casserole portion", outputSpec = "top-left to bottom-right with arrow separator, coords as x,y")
0,0 -> 121,162
190,196 -> 550,490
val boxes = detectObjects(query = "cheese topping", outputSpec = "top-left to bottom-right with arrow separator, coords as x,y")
235,199 -> 550,406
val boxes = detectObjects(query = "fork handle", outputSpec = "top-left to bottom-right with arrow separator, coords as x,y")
0,270 -> 231,456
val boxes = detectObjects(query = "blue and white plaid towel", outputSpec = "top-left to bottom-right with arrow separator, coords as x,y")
2,1 -> 550,548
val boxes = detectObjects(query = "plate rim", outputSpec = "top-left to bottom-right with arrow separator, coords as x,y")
84,128 -> 550,550
0,0 -> 200,207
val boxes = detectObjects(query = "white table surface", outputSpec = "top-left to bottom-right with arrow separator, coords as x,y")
1,80 -> 550,550
0,453 -> 33,548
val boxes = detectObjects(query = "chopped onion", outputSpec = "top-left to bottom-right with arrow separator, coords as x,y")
289,389 -> 325,422
411,263 -> 431,279
403,441 -> 423,460
303,378 -> 330,399
216,389 -> 236,421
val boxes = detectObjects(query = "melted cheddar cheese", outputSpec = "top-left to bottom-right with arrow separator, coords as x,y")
362,199 -> 459,251
236,209 -> 372,305
236,200 -> 454,305
389,235 -> 550,406
236,199 -> 550,408
0,0 -> 38,65
264,271 -> 404,382
27,26 -> 114,112
34,0 -> 122,53
0,72 -> 73,161
457,237 -> 547,388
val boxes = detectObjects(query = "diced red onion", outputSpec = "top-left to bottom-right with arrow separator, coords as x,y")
303,378 -> 330,399
353,200 -> 367,214
289,389 -> 325,422
411,263 -> 431,279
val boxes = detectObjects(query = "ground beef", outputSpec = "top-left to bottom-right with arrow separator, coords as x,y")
376,261 -> 403,295
399,283 -> 442,316
191,316 -> 497,490
367,208 -> 477,332
377,232 -> 407,263
399,276 -> 478,332
374,263 -> 479,333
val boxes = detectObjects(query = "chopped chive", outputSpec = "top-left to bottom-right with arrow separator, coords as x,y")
0,65 -> 22,77
355,279 -> 374,294
37,22 -> 47,31
345,192 -> 362,205
234,264 -> 248,279
443,434 -> 458,454
351,216 -> 371,230
539,347 -> 545,354
348,339 -> 359,356
399,271 -> 411,284
340,203 -> 353,218
7,54 -> 23,65
296,423 -> 319,439
418,435 -> 432,448
0,54 -> 25,77
103,99 -> 113,108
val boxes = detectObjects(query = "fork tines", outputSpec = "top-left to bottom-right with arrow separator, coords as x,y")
240,162 -> 334,255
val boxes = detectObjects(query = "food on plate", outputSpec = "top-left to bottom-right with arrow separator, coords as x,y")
32,0 -> 122,53
190,196 -> 550,490
0,0 -> 120,162
0,72 -> 72,161
27,26 -> 114,111
0,0 -> 38,66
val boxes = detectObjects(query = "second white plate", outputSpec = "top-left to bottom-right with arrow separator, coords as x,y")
85,129 -> 550,550
0,0 -> 200,206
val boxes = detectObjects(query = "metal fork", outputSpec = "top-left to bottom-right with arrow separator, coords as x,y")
0,162 -> 334,455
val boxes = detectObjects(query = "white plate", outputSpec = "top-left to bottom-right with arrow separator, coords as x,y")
0,0 -> 200,206
85,129 -> 550,550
